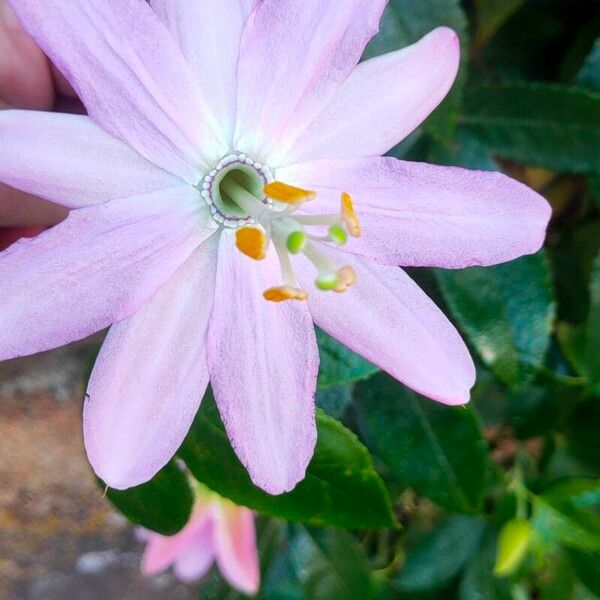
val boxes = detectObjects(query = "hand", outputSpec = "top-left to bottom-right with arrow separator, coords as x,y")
0,0 -> 54,110
0,1 -> 69,247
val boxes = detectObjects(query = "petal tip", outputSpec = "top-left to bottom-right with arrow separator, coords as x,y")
430,26 -> 461,52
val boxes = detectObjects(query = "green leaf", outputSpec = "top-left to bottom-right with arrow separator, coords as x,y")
290,526 -> 373,600
505,374 -> 578,440
364,0 -> 467,59
355,373 -> 488,513
436,252 -> 555,387
315,385 -> 352,419
462,83 -> 600,173
100,461 -> 193,536
577,38 -> 600,93
317,330 -> 378,389
558,253 -> 600,392
533,478 -> 600,551
589,174 -> 600,210
431,128 -> 500,171
363,0 -> 468,143
395,516 -> 485,593
474,0 -> 525,47
549,222 -> 600,323
479,6 -> 566,83
583,254 -> 600,391
566,548 -> 600,597
557,323 -> 588,378
566,398 -> 600,472
459,529 -> 512,600
537,551 -> 579,600
178,392 -> 397,529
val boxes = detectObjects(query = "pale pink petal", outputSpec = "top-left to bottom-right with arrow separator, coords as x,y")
0,111 -> 181,209
173,539 -> 215,583
150,0 -> 258,144
172,506 -> 216,582
172,518 -> 214,583
0,187 -> 208,361
207,231 -> 318,495
85,236 -> 218,490
141,536 -> 182,576
234,0 -> 386,162
297,250 -> 475,405
279,157 -> 551,268
213,503 -> 260,595
9,0 -> 227,181
284,28 -> 460,164
142,505 -> 214,576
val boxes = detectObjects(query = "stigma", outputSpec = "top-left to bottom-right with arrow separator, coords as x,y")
231,180 -> 361,302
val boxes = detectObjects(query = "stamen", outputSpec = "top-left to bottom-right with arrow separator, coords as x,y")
341,192 -> 361,237
273,237 -> 299,287
334,266 -> 357,293
303,242 -> 341,291
213,165 -> 359,300
294,214 -> 340,227
263,286 -> 309,302
235,226 -> 267,260
265,181 -> 317,205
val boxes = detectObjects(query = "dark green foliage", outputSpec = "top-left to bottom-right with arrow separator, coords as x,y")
100,461 -> 193,536
356,373 -> 488,514
178,392 -> 397,530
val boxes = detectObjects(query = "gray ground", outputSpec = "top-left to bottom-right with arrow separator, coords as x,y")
0,337 -> 198,600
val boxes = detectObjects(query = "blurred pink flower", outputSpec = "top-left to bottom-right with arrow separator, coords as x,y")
0,1 -> 551,494
139,491 -> 259,595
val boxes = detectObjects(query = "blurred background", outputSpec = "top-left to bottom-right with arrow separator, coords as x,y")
1,0 -> 600,598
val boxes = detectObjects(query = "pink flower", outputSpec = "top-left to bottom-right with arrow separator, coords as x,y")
0,1 -> 551,494
139,491 -> 259,595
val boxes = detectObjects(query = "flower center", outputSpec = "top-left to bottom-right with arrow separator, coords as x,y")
199,153 -> 273,227
199,153 -> 361,303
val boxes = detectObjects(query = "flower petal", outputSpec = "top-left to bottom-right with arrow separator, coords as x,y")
284,27 -> 460,164
234,0 -> 386,163
141,536 -> 181,576
150,0 -> 257,145
0,187 -> 209,361
213,503 -> 260,595
297,251 -> 475,405
9,0 -> 227,181
207,231 -> 318,495
84,236 -> 218,490
141,504 -> 214,577
279,157 -> 551,268
172,508 -> 215,582
0,111 -> 181,209
173,533 -> 215,583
